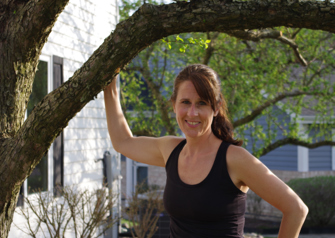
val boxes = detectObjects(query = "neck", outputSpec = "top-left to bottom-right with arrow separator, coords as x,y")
183,132 -> 221,157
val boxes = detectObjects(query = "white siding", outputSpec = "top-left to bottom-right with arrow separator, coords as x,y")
10,0 -> 118,237
45,0 -> 118,189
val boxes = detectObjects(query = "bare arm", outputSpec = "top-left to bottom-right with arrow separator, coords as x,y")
227,146 -> 308,238
104,74 -> 181,167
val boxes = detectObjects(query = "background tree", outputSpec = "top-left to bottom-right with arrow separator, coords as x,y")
1,0 -> 335,237
120,0 -> 335,157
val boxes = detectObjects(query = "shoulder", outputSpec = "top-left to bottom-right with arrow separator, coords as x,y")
225,145 -> 255,191
157,136 -> 185,163
226,144 -> 263,172
226,144 -> 252,163
226,144 -> 279,190
226,144 -> 267,190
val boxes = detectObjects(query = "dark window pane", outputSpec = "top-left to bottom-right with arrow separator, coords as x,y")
27,60 -> 48,194
137,166 -> 148,192
28,154 -> 48,194
27,61 -> 48,115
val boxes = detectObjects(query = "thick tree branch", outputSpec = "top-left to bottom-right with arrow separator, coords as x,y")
256,138 -> 335,157
226,29 -> 307,66
233,90 -> 332,128
0,0 -> 70,137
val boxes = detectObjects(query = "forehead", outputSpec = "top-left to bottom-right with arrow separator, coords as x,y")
176,80 -> 200,99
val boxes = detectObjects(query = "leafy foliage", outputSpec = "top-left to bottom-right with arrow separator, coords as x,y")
118,1 -> 335,157
287,176 -> 335,227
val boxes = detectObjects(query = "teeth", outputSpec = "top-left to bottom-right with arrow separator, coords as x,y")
188,121 -> 199,125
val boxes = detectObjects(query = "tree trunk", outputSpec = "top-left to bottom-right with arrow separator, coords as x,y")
0,0 -> 70,236
1,0 -> 335,237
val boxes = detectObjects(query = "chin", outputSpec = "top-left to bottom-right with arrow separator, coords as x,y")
184,131 -> 202,138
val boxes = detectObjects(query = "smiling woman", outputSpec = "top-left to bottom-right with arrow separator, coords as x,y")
170,64 -> 242,146
104,64 -> 308,238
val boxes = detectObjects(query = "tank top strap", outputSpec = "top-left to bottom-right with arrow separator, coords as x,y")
165,139 -> 186,175
210,141 -> 231,181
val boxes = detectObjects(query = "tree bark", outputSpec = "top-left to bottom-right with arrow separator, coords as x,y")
1,0 -> 335,236
0,0 -> 70,236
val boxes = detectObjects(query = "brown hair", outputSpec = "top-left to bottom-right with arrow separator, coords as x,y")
171,64 -> 242,146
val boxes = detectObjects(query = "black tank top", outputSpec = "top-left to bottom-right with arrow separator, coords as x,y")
163,140 -> 246,238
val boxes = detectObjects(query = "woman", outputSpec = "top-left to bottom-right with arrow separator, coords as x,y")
104,64 -> 308,238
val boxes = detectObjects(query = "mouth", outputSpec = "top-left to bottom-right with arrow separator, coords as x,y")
186,120 -> 200,126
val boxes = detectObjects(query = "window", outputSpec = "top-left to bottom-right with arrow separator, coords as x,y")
17,55 -> 64,205
136,165 -> 148,191
27,60 -> 49,193
125,157 -> 148,204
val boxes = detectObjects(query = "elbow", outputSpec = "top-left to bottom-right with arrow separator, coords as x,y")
296,198 -> 309,218
284,200 -> 309,220
111,137 -> 131,155
111,141 -> 123,154
301,203 -> 309,218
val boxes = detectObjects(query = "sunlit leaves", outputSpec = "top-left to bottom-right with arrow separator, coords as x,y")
161,35 -> 211,53
119,0 -> 335,155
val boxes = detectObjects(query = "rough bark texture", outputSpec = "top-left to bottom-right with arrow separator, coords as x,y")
0,0 -> 70,236
1,0 -> 335,237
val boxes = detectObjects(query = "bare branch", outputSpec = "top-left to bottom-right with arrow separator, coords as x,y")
233,90 -> 332,128
226,29 -> 307,66
291,28 -> 302,39
277,35 -> 308,66
159,48 -> 168,88
202,32 -> 220,65
256,138 -> 335,157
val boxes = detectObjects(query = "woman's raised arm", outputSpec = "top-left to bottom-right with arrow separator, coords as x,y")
104,74 -> 180,167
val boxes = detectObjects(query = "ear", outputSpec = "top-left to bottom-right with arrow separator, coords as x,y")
172,101 -> 176,113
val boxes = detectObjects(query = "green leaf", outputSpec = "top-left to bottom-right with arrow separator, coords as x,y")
176,35 -> 184,42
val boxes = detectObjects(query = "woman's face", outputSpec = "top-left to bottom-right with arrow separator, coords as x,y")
173,80 -> 218,139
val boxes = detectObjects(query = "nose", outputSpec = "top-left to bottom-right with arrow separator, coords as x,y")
187,104 -> 198,117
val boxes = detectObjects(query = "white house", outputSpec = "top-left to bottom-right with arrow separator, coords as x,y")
10,0 -> 120,237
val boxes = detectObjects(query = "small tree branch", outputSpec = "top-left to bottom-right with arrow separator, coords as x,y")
159,48 -> 168,88
233,90 -> 332,128
226,29 -> 307,66
291,28 -> 302,39
256,138 -> 335,157
202,32 -> 220,65
277,35 -> 308,66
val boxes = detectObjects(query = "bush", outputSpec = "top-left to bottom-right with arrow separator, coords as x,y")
125,183 -> 164,238
15,186 -> 117,238
287,176 -> 335,227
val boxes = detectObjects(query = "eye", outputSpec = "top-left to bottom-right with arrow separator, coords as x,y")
181,100 -> 190,104
198,101 -> 207,105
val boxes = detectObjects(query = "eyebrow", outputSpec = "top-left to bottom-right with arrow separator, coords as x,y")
179,98 -> 207,102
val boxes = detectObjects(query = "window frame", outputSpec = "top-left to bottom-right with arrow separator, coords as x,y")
18,54 -> 65,205
22,54 -> 54,200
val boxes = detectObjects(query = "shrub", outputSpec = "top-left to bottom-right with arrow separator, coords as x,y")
125,183 -> 164,238
287,176 -> 335,227
14,186 -> 117,238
